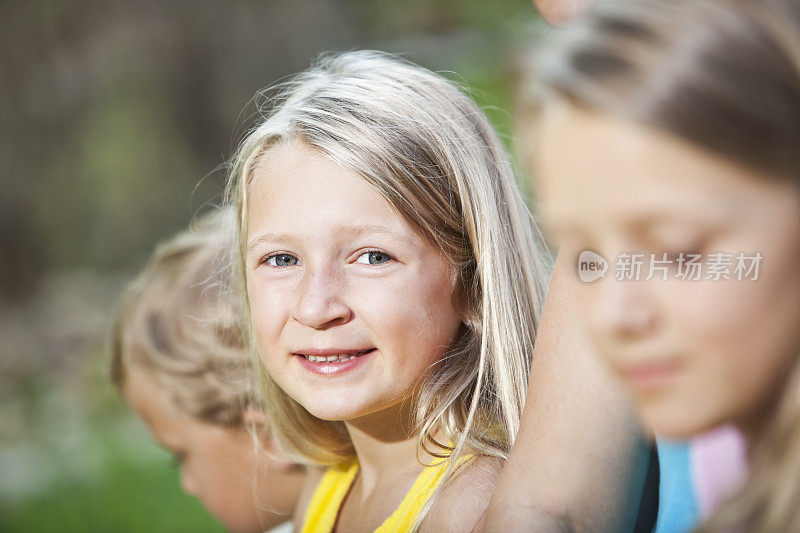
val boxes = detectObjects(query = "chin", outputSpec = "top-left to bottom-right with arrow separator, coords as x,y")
639,401 -> 725,441
305,406 -> 360,422
299,395 -> 373,422
301,391 -> 403,423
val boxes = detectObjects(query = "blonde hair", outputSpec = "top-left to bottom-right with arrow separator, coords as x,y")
523,1 -> 800,530
111,207 -> 256,427
225,50 -> 550,513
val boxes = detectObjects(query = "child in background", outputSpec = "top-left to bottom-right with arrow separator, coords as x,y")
111,208 -> 304,533
484,1 -> 751,529
525,0 -> 800,530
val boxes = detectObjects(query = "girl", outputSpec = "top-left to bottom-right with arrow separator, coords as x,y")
111,208 -> 305,533
523,0 -> 800,530
225,50 -> 552,531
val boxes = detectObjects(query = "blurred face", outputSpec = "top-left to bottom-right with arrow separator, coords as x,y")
532,102 -> 800,439
245,140 -> 462,424
123,368 -> 293,532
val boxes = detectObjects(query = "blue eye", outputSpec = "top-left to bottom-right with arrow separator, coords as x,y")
356,251 -> 392,265
265,253 -> 299,267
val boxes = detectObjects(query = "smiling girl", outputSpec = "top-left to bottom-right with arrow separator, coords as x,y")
522,0 -> 800,530
225,51 -> 552,531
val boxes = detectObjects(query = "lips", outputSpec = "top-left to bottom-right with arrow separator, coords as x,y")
293,348 -> 376,362
618,359 -> 682,390
294,348 -> 376,376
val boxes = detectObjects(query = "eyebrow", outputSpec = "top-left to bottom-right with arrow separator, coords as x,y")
247,232 -> 293,251
544,207 -> 730,243
246,223 -> 415,251
621,208 -> 731,232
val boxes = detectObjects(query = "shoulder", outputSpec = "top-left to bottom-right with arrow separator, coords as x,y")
292,466 -> 326,530
421,455 -> 504,533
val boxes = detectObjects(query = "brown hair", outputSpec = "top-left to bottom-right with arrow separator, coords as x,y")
523,0 -> 800,530
111,207 -> 256,427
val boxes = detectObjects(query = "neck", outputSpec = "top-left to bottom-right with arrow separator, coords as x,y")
736,419 -> 762,455
344,401 -> 433,494
735,370 -> 793,458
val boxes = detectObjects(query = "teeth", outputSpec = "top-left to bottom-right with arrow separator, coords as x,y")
304,353 -> 364,363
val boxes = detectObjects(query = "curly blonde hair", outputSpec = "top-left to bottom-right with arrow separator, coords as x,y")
111,207 -> 256,427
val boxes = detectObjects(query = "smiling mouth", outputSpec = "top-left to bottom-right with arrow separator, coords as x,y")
295,348 -> 375,363
619,359 -> 682,389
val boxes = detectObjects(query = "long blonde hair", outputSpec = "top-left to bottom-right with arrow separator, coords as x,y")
523,1 -> 800,530
225,50 -> 550,498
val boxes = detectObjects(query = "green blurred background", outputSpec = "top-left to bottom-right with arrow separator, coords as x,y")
0,1 -> 543,531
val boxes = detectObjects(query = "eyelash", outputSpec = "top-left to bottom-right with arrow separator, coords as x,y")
258,249 -> 395,268
259,252 -> 299,267
355,249 -> 394,266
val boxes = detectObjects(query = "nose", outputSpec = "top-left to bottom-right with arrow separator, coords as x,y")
292,264 -> 352,329
584,276 -> 657,341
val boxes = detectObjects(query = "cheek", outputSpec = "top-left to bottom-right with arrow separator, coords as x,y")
195,436 -> 263,531
370,267 -> 461,366
667,281 -> 760,348
661,269 -> 800,421
247,277 -> 291,360
667,244 -> 800,357
182,456 -> 229,513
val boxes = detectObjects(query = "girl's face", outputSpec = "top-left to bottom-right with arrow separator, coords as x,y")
123,368 -> 294,533
532,102 -> 800,439
245,140 -> 462,423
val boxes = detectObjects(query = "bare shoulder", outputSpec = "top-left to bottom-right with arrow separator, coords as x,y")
421,455 -> 504,533
292,466 -> 326,531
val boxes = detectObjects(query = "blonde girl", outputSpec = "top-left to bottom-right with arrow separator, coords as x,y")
225,50 -> 552,531
523,0 -> 800,530
111,208 -> 304,533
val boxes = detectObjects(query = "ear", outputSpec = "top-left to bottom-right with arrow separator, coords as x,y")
241,409 -> 298,470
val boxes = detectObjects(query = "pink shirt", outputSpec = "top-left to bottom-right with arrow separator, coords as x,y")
690,425 -> 748,516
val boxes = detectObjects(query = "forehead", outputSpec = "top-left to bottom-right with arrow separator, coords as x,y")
246,140 -> 416,239
122,366 -> 191,445
533,102 -> 771,227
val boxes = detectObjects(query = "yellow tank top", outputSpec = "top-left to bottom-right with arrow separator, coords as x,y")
300,455 -> 468,533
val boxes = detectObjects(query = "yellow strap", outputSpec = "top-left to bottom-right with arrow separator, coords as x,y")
300,455 -> 472,533
376,455 -> 467,532
300,460 -> 359,533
